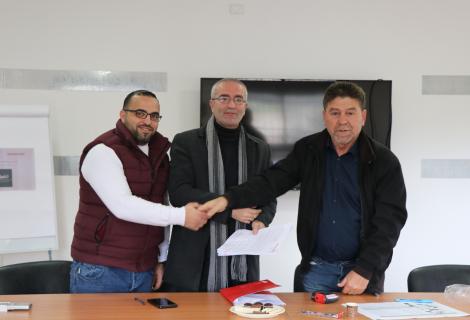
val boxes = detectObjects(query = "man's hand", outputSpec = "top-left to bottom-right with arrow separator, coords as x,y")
251,220 -> 265,235
337,270 -> 369,295
152,262 -> 164,290
183,202 -> 208,231
199,196 -> 228,218
231,208 -> 261,224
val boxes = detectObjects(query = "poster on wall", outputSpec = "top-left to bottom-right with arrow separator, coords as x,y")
0,148 -> 35,190
0,105 -> 57,253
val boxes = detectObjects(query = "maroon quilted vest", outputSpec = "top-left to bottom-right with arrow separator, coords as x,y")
71,120 -> 170,272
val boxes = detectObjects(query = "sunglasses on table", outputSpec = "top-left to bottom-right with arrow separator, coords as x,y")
243,302 -> 274,312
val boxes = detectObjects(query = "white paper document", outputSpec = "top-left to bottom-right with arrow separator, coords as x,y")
358,301 -> 469,320
217,224 -> 292,256
0,302 -> 32,311
233,293 -> 286,306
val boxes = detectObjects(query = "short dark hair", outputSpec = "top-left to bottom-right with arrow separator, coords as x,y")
123,90 -> 158,109
322,81 -> 366,110
210,78 -> 248,100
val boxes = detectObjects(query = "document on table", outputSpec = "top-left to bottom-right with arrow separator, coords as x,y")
217,224 -> 292,256
358,301 -> 469,320
0,302 -> 32,311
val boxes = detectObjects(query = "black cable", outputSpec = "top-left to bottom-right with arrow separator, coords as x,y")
368,80 -> 378,140
368,79 -> 392,148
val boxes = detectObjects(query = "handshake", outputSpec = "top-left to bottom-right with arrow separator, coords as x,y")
183,197 -> 263,232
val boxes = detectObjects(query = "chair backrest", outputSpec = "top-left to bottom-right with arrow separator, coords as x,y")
0,260 -> 72,294
408,264 -> 470,292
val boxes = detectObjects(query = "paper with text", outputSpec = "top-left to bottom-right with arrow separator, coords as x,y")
217,224 -> 292,256
358,301 -> 468,320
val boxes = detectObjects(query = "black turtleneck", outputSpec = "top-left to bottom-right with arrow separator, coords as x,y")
214,121 -> 239,189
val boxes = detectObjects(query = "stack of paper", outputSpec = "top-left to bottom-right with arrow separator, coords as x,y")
220,279 -> 280,304
358,301 -> 469,320
217,224 -> 292,256
0,302 -> 32,311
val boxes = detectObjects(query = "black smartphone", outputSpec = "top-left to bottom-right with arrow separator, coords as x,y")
147,298 -> 178,309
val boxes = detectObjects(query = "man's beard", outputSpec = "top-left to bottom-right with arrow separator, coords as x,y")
133,125 -> 155,145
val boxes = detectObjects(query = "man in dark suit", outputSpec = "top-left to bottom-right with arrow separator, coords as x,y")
163,79 -> 276,292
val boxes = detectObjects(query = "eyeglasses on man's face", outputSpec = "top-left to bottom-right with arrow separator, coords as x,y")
123,109 -> 162,121
211,95 -> 246,105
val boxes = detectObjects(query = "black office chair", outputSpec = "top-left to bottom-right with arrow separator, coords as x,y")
0,260 -> 72,294
408,265 -> 470,292
293,264 -> 305,292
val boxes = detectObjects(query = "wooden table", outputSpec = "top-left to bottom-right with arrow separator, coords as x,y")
0,292 -> 468,319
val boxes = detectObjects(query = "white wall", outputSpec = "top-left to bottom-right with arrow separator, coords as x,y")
1,0 -> 470,292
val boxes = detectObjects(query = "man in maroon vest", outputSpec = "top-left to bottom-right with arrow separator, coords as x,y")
70,90 -> 208,293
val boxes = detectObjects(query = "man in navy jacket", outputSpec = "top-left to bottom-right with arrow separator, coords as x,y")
201,81 -> 407,295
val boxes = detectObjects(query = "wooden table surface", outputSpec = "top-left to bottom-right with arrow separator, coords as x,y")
0,292 -> 468,319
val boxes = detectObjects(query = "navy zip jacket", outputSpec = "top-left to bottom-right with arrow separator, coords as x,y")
226,129 -> 407,294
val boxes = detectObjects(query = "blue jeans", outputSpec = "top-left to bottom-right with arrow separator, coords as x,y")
302,257 -> 356,292
70,261 -> 154,293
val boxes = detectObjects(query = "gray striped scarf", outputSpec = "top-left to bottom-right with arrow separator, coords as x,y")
206,115 -> 248,292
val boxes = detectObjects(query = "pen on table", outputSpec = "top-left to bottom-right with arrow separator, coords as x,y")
302,310 -> 344,318
395,299 -> 433,303
134,297 -> 146,305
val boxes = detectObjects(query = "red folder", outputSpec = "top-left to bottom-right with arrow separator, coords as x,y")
220,279 -> 280,303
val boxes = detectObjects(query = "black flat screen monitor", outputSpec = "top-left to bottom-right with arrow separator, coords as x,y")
200,78 -> 392,163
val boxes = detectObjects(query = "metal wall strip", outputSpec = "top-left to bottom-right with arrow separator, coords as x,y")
421,159 -> 470,178
422,75 -> 470,95
53,156 -> 80,176
0,68 -> 167,92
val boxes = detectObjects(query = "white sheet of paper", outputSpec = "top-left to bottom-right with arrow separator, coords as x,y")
0,302 -> 32,311
358,301 -> 469,320
217,223 -> 292,256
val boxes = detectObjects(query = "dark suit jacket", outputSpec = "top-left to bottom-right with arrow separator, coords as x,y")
163,126 -> 277,291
